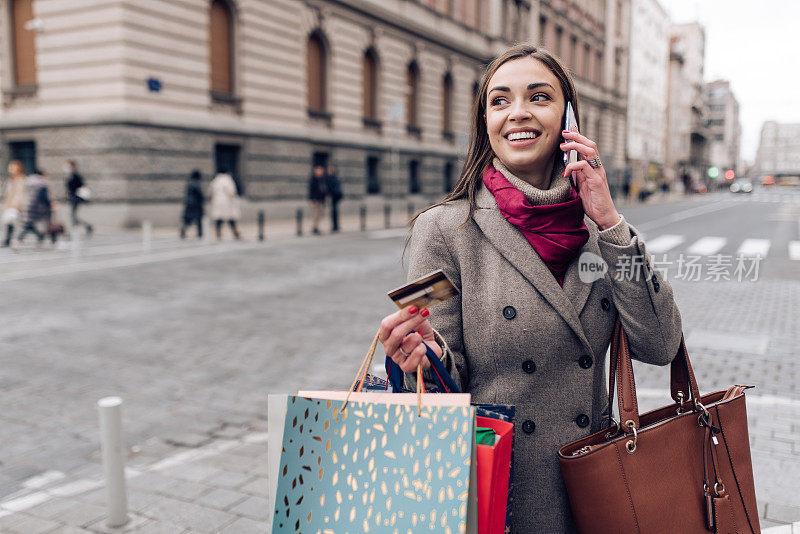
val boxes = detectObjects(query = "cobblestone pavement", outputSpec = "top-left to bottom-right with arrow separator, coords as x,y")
0,191 -> 798,532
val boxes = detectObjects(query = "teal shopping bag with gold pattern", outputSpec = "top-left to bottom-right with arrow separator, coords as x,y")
272,395 -> 478,533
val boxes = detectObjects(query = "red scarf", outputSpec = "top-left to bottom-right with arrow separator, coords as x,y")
482,164 -> 589,286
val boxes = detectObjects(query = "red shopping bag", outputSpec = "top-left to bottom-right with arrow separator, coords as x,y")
476,415 -> 514,534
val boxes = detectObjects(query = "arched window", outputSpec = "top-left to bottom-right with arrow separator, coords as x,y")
307,31 -> 327,113
442,72 -> 453,138
362,48 -> 379,124
406,62 -> 419,133
11,0 -> 37,88
209,0 -> 234,96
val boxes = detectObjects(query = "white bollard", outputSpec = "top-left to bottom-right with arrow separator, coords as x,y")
71,229 -> 81,259
142,220 -> 152,252
202,216 -> 211,243
98,397 -> 129,528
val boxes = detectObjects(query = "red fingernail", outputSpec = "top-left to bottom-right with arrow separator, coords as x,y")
563,170 -> 568,177
420,308 -> 430,318
408,306 -> 418,315
562,130 -> 570,134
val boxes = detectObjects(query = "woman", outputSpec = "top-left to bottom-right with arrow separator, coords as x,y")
378,44 -> 683,532
1,160 -> 27,247
308,165 -> 327,235
209,170 -> 241,240
180,170 -> 205,239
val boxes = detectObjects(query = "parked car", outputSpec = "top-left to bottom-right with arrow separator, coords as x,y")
730,179 -> 753,194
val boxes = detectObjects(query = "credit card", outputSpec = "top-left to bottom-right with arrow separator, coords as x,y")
387,269 -> 459,310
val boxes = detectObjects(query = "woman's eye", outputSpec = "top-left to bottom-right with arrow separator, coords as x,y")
490,97 -> 508,106
531,93 -> 550,102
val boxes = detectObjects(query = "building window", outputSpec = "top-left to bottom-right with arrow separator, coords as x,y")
583,44 -> 591,78
214,143 -> 244,195
366,156 -> 380,194
554,26 -> 563,57
472,80 -> 480,109
595,51 -> 603,84
442,72 -> 453,140
10,0 -> 37,89
409,160 -> 420,194
406,62 -> 420,135
363,48 -> 380,128
307,31 -> 328,116
209,0 -> 234,98
8,140 -> 36,176
538,16 -> 547,47
443,161 -> 454,192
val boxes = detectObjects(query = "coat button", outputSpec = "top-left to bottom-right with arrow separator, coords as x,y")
502,306 -> 517,320
578,355 -> 593,369
522,360 -> 536,374
653,278 -> 661,293
522,420 -> 536,434
601,298 -> 611,311
575,414 -> 590,428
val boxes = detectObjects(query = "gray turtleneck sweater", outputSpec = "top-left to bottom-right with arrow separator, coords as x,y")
492,157 -> 631,246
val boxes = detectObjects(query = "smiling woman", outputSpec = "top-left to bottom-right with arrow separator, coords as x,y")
376,42 -> 685,532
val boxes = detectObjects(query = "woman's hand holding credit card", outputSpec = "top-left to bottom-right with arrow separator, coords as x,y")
378,270 -> 459,373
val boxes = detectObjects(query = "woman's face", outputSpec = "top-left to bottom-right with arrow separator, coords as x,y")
485,57 -> 565,180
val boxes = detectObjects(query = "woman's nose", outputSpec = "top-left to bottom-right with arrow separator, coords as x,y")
508,100 -> 532,121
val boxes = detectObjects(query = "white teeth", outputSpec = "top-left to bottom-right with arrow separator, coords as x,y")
507,131 -> 539,141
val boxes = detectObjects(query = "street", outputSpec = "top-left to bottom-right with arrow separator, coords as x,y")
0,188 -> 799,532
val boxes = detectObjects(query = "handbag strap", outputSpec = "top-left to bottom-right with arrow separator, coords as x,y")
607,318 -> 702,430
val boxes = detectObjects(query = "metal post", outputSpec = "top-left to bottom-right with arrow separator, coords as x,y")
384,203 -> 391,229
407,201 -> 414,219
257,210 -> 265,242
98,397 -> 128,528
359,205 -> 367,232
142,220 -> 152,252
296,208 -> 303,236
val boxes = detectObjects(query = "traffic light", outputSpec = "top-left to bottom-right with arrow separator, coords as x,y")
708,166 -> 719,179
724,170 -> 735,180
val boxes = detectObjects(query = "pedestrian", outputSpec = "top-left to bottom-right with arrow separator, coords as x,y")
1,159 -> 27,247
308,165 -> 327,235
16,169 -> 55,246
64,160 -> 93,237
209,169 -> 241,240
377,43 -> 682,533
325,164 -> 343,232
180,170 -> 204,239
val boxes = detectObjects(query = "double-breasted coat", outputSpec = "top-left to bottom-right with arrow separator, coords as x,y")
403,184 -> 683,533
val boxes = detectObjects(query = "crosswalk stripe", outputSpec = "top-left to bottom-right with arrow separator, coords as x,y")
790,241 -> 800,261
736,238 -> 771,258
645,234 -> 685,253
686,237 -> 727,256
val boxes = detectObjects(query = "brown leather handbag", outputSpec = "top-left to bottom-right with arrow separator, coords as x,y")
558,319 -> 760,534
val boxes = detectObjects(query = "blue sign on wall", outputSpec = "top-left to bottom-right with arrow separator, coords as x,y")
147,78 -> 162,93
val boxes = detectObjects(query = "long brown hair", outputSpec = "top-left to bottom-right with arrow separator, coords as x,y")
411,43 -> 580,228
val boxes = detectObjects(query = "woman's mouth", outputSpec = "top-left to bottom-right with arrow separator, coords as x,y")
504,129 -> 541,147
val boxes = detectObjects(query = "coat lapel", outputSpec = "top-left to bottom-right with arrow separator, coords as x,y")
473,185 -> 596,353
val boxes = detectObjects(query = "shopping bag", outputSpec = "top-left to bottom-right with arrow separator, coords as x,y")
475,416 -> 513,534
272,394 -> 478,533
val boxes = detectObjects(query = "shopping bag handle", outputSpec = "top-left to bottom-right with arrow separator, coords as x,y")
385,333 -> 461,394
344,330 -> 426,416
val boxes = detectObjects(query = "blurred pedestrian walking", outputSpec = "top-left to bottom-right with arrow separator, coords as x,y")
64,160 -> 93,237
209,169 -> 241,240
308,165 -> 327,235
180,170 -> 205,239
326,164 -> 343,233
16,169 -> 55,246
1,159 -> 27,247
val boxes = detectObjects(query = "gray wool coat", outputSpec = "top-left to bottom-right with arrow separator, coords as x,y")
403,184 -> 683,533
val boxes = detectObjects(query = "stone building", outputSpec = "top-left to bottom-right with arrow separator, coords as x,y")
0,0 -> 629,227
625,0 -> 668,198
664,22 -> 708,192
755,121 -> 800,180
703,79 -> 741,181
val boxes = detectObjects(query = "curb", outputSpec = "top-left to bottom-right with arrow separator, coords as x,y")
763,521 -> 800,533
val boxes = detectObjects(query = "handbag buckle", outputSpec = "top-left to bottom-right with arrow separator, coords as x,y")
624,420 -> 638,454
676,391 -> 685,415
